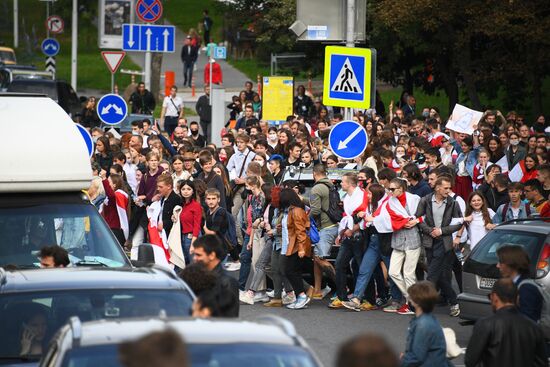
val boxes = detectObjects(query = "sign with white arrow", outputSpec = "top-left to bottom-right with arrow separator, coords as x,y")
122,24 -> 175,53
101,51 -> 126,73
41,38 -> 60,57
97,94 -> 128,125
46,15 -> 64,34
328,120 -> 368,160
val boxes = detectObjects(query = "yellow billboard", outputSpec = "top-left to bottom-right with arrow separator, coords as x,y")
262,76 -> 294,125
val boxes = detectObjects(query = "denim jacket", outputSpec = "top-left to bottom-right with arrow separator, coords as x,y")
455,146 -> 480,178
401,313 -> 451,367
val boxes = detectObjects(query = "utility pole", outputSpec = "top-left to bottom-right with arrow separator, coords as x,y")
71,0 -> 78,90
345,0 -> 355,119
13,0 -> 18,48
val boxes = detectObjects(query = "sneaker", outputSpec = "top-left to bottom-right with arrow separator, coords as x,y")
282,292 -> 296,305
360,301 -> 378,311
292,295 -> 309,309
328,298 -> 344,309
342,298 -> 362,312
253,292 -> 270,303
383,302 -> 401,313
239,291 -> 254,305
376,296 -> 391,308
321,286 -> 332,299
224,261 -> 241,272
266,290 -> 275,298
285,301 -> 297,309
264,299 -> 282,307
450,304 -> 460,317
397,303 -> 414,315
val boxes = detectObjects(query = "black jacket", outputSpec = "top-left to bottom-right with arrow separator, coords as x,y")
161,191 -> 182,237
180,44 -> 198,64
294,94 -> 313,117
195,95 -> 211,123
197,171 -> 227,209
213,262 -> 239,317
415,193 -> 463,251
130,90 -> 156,114
465,306 -> 547,367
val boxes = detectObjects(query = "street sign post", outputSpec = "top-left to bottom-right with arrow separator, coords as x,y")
46,15 -> 64,34
328,120 -> 368,160
41,38 -> 60,57
122,24 -> 175,52
75,124 -> 94,157
45,57 -> 56,77
214,46 -> 227,60
102,51 -> 126,93
97,94 -> 128,125
323,46 -> 376,109
135,0 -> 162,22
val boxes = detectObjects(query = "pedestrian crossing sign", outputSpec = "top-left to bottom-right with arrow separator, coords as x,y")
323,46 -> 376,109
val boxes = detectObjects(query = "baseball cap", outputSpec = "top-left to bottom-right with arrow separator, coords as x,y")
268,154 -> 284,162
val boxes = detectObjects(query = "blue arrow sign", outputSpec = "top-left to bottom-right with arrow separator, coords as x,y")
75,124 -> 94,157
122,24 -> 175,53
214,46 -> 227,60
41,38 -> 60,57
97,94 -> 128,125
328,120 -> 368,160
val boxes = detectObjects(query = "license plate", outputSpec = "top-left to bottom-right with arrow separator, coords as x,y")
479,277 -> 497,289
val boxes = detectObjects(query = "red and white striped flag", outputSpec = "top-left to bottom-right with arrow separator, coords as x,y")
115,189 -> 129,241
373,192 -> 421,233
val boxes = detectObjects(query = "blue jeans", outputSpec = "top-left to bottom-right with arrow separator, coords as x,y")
182,235 -> 192,265
352,234 -> 401,302
238,234 -> 251,291
335,236 -> 365,301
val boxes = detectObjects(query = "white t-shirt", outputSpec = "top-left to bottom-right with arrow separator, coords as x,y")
468,209 -> 496,249
162,96 -> 183,117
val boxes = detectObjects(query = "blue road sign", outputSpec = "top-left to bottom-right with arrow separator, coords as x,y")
214,46 -> 227,60
328,120 -> 368,160
122,24 -> 175,53
328,54 -> 365,102
41,38 -> 60,57
97,94 -> 128,125
135,0 -> 162,22
75,124 -> 94,157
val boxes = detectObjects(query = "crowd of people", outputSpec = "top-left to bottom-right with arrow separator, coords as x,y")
85,81 -> 549,364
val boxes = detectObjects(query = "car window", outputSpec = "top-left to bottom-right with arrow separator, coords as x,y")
0,204 -> 128,268
7,82 -> 57,100
0,289 -> 193,363
0,50 -> 16,63
60,343 -> 318,367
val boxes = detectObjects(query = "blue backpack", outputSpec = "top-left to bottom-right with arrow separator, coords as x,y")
309,216 -> 320,244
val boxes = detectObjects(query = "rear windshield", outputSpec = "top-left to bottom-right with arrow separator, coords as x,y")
0,204 -> 129,268
7,82 -> 57,100
464,229 -> 546,278
0,289 -> 193,363
59,343 -> 318,367
0,50 -> 16,63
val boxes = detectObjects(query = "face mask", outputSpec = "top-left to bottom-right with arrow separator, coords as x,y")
510,139 -> 519,146
219,156 -> 227,163
93,136 -> 99,143
422,111 -> 429,118
131,131 -> 140,136
396,152 -> 405,159
191,130 -> 199,136
255,161 -> 265,167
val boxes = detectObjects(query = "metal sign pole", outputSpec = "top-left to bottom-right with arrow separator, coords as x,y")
111,72 -> 115,93
209,56 -> 213,105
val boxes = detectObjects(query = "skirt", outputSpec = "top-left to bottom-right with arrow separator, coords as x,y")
455,175 -> 473,199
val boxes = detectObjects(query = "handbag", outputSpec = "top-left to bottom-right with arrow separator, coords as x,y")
308,216 -> 320,244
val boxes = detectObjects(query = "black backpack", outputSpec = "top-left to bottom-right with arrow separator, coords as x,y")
316,182 -> 344,223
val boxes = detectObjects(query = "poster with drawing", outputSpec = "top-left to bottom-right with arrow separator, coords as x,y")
446,104 -> 483,135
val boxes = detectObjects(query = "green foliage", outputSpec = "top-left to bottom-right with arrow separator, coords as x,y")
163,0 -> 224,41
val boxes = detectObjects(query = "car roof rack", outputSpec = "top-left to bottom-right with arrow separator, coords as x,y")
70,316 -> 82,347
255,315 -> 298,341
500,217 -> 550,225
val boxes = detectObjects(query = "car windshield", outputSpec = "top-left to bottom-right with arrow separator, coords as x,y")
464,229 -> 546,278
0,51 -> 16,63
58,343 -> 318,367
7,82 -> 56,100
0,204 -> 129,268
0,290 -> 193,363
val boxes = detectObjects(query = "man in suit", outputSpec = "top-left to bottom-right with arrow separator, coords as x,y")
156,173 -> 182,237
465,278 -> 547,367
181,36 -> 198,88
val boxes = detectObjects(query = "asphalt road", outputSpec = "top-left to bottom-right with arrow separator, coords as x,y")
239,297 -> 472,367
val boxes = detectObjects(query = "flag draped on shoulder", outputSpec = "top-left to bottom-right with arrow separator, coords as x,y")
339,187 -> 369,232
508,160 -> 537,183
115,189 -> 129,240
146,200 -> 171,266
373,192 -> 421,233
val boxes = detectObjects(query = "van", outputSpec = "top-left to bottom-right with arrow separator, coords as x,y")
0,47 -> 16,65
0,94 -> 131,268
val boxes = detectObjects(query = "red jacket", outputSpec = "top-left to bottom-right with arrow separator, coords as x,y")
204,61 -> 222,85
101,179 -> 121,229
180,199 -> 202,237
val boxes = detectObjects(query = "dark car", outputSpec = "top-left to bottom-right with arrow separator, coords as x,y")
0,65 -> 53,92
0,266 -> 195,365
458,218 -> 550,321
7,79 -> 82,120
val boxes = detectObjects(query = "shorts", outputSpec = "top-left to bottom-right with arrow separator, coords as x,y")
314,225 -> 338,258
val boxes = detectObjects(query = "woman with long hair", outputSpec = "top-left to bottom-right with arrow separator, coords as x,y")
454,192 -> 496,251
170,155 -> 186,190
218,146 -> 234,167
179,179 -> 202,264
95,136 -> 113,172
213,162 -> 233,211
506,131 -> 527,169
278,188 -> 312,310
455,136 -> 479,199
511,153 -> 539,183
486,136 -> 505,164
275,129 -> 292,156
472,149 -> 493,189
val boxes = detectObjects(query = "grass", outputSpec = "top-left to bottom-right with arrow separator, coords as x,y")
2,0 -> 141,92
227,59 -> 271,81
163,0 -> 223,41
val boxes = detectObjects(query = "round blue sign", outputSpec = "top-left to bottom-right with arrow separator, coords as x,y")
97,94 -> 128,125
75,124 -> 94,157
328,120 -> 368,160
41,38 -> 60,57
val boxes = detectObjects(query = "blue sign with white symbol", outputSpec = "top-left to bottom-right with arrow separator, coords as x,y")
41,38 -> 60,57
328,120 -> 368,160
328,55 -> 365,102
75,124 -> 94,157
214,46 -> 227,59
97,94 -> 128,125
122,24 -> 175,53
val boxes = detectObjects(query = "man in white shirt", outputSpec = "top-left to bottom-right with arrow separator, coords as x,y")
160,86 -> 184,136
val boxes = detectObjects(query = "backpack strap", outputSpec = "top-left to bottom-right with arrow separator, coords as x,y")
525,203 -> 531,216
502,202 -> 510,220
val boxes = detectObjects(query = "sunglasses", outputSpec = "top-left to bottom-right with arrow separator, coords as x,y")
388,187 -> 399,192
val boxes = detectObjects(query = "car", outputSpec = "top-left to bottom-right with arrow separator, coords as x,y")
39,315 -> 323,367
458,218 -> 550,321
0,65 -> 53,92
0,47 -> 17,65
6,79 -> 83,120
0,266 -> 195,365
0,95 -> 133,269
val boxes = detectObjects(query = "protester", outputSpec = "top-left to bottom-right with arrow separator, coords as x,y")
129,82 -> 156,115
39,245 -> 70,268
119,329 -> 188,367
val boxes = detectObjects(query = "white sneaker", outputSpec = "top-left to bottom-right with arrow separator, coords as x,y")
293,295 -> 309,309
225,262 -> 241,272
253,292 -> 270,303
239,291 -> 254,305
282,292 -> 296,305
266,290 -> 275,298
321,286 -> 332,299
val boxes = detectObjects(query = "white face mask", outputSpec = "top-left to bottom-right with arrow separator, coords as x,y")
510,139 -> 519,146
255,160 -> 265,167
396,152 -> 405,159
268,133 -> 278,142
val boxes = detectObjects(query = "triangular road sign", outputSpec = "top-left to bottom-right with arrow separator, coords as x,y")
101,51 -> 126,73
331,57 -> 362,94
